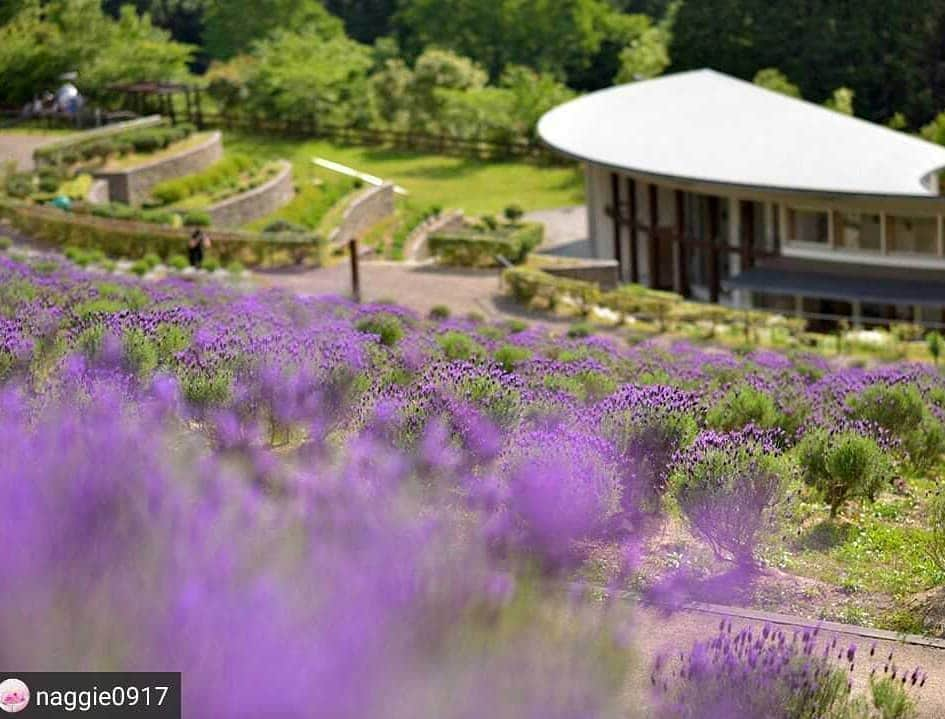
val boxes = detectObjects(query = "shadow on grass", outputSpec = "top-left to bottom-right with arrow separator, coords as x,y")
793,520 -> 852,551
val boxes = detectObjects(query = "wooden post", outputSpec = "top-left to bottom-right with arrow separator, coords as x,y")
648,184 -> 659,290
708,196 -> 721,303
194,88 -> 204,130
675,189 -> 689,297
349,239 -> 361,303
742,201 -> 756,269
610,173 -> 624,280
184,88 -> 193,125
627,177 -> 639,284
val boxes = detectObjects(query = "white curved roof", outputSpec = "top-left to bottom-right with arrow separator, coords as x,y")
538,69 -> 945,198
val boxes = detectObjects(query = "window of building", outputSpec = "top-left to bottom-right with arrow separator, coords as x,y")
786,207 -> 829,245
887,215 -> 939,255
835,212 -> 881,252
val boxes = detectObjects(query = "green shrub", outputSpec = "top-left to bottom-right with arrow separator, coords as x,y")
544,369 -> 616,402
203,257 -> 221,272
429,223 -> 543,267
437,331 -> 484,361
5,172 -> 34,198
506,319 -> 528,334
356,314 -> 404,347
847,383 -> 944,468
150,154 -> 256,206
567,322 -> 592,339
37,173 -> 61,194
429,305 -> 451,320
130,260 -> 150,276
182,368 -> 233,407
504,204 -> 525,223
928,331 -> 944,366
480,214 -> 498,230
227,261 -> 245,274
77,323 -> 107,359
123,328 -> 158,376
707,386 -> 780,432
263,219 -> 307,234
0,236 -> 11,251
183,210 -> 211,227
903,415 -> 945,471
493,344 -> 531,372
847,383 -> 925,436
142,252 -> 162,269
155,323 -> 191,364
167,254 -> 189,270
796,430 -> 892,516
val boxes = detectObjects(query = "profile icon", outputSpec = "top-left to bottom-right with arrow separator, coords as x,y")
0,679 -> 29,713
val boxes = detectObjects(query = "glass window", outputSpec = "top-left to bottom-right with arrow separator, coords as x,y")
787,207 -> 829,245
836,212 -> 881,251
887,215 -> 939,255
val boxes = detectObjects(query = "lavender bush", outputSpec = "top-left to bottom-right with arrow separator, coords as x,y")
0,251 -> 941,716
652,621 -> 922,719
672,427 -> 791,566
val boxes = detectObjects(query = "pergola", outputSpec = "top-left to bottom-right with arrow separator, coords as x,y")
109,81 -> 204,128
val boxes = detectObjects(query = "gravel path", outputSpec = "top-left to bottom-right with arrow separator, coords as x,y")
0,133 -> 64,171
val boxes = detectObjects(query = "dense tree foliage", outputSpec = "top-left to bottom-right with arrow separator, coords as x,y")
0,0 -> 192,105
4,0 -> 945,133
202,0 -> 343,60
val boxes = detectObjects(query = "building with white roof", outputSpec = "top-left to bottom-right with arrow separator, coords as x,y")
538,68 -> 945,328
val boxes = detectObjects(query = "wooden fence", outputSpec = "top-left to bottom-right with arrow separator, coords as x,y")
196,112 -> 561,164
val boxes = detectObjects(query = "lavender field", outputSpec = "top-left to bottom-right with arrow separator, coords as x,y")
0,251 -> 938,717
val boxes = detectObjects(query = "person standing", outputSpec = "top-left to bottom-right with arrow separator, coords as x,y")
188,228 -> 211,268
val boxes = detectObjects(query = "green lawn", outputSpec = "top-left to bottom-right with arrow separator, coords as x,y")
224,132 -> 585,216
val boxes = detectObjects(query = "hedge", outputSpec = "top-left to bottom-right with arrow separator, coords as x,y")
34,120 -> 194,168
502,266 -> 807,333
0,199 -> 327,269
150,154 -> 256,205
429,222 -> 543,267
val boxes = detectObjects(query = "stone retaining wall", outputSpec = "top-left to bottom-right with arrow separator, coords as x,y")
330,183 -> 396,244
208,160 -> 294,228
543,260 -> 620,289
33,115 -> 163,168
94,131 -> 223,206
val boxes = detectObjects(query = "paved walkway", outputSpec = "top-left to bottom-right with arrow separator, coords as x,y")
0,134 -> 61,171
254,261 -> 562,323
526,204 -> 595,258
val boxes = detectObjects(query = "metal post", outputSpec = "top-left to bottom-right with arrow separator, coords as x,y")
348,239 -> 361,303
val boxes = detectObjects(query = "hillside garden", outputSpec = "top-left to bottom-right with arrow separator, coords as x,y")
0,244 -> 938,716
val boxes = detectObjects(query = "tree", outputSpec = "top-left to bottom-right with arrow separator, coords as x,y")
752,68 -> 801,99
242,29 -> 374,126
0,1 -> 193,106
202,0 -> 344,60
614,1 -> 677,83
825,87 -> 855,116
395,0 -> 620,85
322,0 -> 398,43
406,48 -> 488,131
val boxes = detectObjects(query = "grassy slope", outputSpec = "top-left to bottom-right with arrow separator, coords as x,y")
224,132 -> 585,216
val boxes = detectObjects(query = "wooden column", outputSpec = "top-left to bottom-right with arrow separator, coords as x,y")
675,190 -> 689,297
648,184 -> 659,290
627,177 -> 639,284
610,173 -> 624,278
741,201 -> 756,270
707,196 -> 721,303
349,239 -> 361,302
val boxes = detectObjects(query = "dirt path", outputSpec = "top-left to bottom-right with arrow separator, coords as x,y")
0,134 -> 64,172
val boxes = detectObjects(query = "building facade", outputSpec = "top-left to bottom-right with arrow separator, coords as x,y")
538,69 -> 945,328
